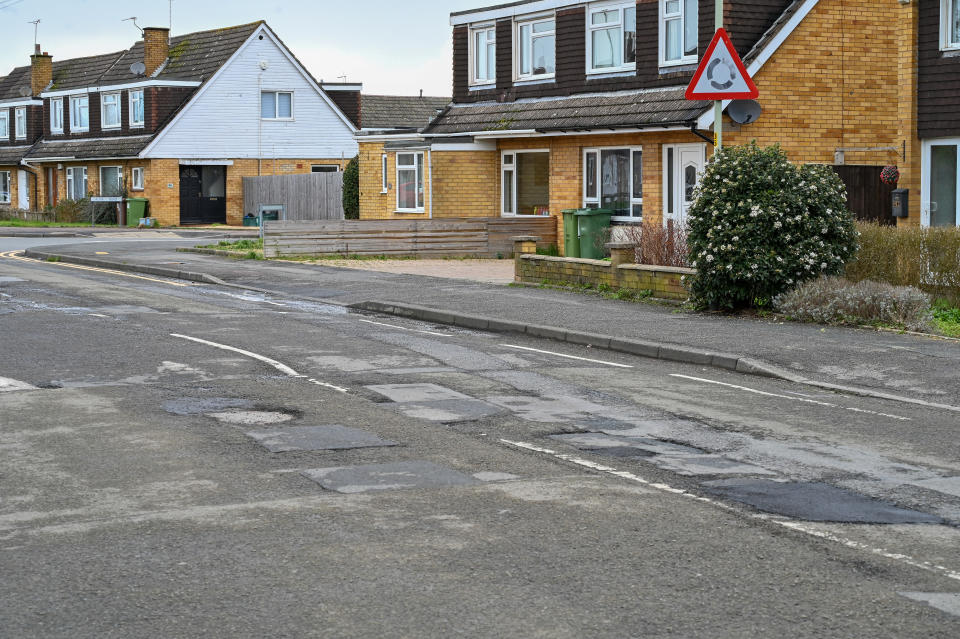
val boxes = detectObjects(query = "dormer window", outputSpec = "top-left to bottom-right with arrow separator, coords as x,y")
588,2 -> 637,74
129,89 -> 144,128
14,107 -> 26,139
943,0 -> 960,50
471,25 -> 496,85
50,98 -> 64,134
660,0 -> 698,66
516,16 -> 555,81
70,95 -> 89,132
0,110 -> 8,139
101,92 -> 121,129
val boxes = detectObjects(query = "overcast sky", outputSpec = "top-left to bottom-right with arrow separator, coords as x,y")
0,0 -> 484,96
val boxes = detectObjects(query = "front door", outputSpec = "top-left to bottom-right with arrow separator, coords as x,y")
179,165 -> 226,225
663,144 -> 705,228
925,141 -> 959,228
17,170 -> 29,210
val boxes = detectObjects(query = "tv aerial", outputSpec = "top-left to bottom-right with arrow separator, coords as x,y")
728,99 -> 763,125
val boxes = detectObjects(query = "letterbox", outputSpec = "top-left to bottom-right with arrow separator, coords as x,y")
892,189 -> 909,218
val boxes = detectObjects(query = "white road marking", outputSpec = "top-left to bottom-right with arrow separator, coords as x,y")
670,374 -> 910,421
87,314 -> 111,318
0,251 -> 190,287
500,439 -> 960,584
500,344 -> 633,369
169,334 -> 348,393
0,377 -> 38,393
358,319 -> 452,337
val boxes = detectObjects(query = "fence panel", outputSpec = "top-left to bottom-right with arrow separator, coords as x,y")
832,165 -> 896,226
242,173 -> 344,221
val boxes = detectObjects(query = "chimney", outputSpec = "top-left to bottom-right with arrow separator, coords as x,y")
144,27 -> 170,76
30,46 -> 53,96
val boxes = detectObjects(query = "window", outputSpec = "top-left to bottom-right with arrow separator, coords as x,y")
661,0 -> 698,65
928,142 -> 959,227
50,98 -> 63,134
396,152 -> 424,212
100,166 -> 122,197
0,172 -> 10,204
129,89 -> 144,128
584,147 -> 643,220
66,167 -> 88,200
261,91 -> 293,120
943,0 -> 960,50
311,165 -> 340,173
70,95 -> 89,132
0,110 -> 7,138
516,17 -> 555,80
471,25 -> 497,85
588,2 -> 637,73
101,93 -> 121,129
14,107 -> 26,139
131,167 -> 144,191
381,154 -> 389,192
502,151 -> 550,216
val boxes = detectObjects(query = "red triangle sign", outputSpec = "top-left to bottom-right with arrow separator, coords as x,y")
685,28 -> 759,100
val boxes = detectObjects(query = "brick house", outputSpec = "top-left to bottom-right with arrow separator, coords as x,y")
0,21 -> 359,225
356,0 -> 928,245
0,48 -> 46,209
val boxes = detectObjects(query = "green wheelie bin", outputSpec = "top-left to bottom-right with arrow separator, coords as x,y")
562,209 -> 581,258
575,209 -> 613,259
126,198 -> 149,227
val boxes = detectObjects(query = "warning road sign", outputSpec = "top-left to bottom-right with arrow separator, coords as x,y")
685,28 -> 758,101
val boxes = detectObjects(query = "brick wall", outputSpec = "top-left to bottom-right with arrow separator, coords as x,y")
517,254 -> 692,301
431,150 -> 499,218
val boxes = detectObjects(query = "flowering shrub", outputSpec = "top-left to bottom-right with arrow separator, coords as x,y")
686,143 -> 859,309
775,276 -> 931,332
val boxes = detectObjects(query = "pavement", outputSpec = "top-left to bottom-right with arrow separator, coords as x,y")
18,239 -> 960,408
0,226 -> 258,238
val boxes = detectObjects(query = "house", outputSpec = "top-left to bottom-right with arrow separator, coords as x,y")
0,47 -> 46,210
0,21 -> 359,225
356,0 -> 918,246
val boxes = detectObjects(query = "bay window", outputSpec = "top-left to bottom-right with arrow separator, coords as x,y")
51,98 -> 63,134
661,0 -> 698,65
15,107 -> 26,139
101,92 -> 121,129
584,147 -> 643,220
129,89 -> 144,127
396,152 -> 425,212
261,91 -> 293,120
471,25 -> 497,85
502,151 -> 550,217
944,0 -> 960,50
0,172 -> 10,204
516,17 -> 555,80
100,166 -> 122,197
66,167 -> 88,200
70,95 -> 89,132
588,2 -> 637,73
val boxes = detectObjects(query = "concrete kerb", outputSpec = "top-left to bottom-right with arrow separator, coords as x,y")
23,249 -> 229,287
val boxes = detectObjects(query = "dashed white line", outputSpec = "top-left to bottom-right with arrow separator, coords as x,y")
670,374 -> 910,421
500,344 -> 634,369
358,319 -> 452,337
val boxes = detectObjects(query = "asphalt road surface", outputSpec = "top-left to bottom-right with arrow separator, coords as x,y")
2,238 -> 960,638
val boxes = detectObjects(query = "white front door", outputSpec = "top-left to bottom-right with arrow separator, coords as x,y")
922,139 -> 960,227
16,170 -> 29,210
663,143 -> 705,227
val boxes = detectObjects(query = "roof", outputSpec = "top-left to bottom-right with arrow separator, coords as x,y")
25,135 -> 155,161
741,0 -> 808,67
50,51 -> 129,92
361,95 -> 451,131
450,0 -> 539,17
0,66 -> 33,102
423,87 -> 709,135
0,145 -> 32,164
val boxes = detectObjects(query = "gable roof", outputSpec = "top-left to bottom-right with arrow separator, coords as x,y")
361,95 -> 450,131
0,66 -> 33,102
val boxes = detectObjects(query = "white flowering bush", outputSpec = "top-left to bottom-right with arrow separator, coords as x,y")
686,143 -> 859,309
775,277 -> 931,332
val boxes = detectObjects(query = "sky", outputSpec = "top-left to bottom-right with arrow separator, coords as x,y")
0,0 -> 485,96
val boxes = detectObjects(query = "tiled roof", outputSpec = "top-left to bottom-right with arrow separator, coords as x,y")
361,95 -> 451,130
423,87 -> 709,135
0,66 -> 33,102
742,0 -> 807,66
50,51 -> 129,92
0,145 -> 32,164
25,135 -> 154,161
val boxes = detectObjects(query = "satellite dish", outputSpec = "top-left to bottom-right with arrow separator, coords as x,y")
130,61 -> 146,76
18,86 -> 32,97
727,99 -> 762,125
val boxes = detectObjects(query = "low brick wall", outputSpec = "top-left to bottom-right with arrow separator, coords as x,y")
513,238 -> 694,301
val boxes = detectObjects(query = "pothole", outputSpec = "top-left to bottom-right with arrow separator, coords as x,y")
164,397 -> 254,416
207,410 -> 295,426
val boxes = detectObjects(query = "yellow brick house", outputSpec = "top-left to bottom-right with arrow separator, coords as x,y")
357,0 -> 920,247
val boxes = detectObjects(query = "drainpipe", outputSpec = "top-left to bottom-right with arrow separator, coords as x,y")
427,147 -> 433,219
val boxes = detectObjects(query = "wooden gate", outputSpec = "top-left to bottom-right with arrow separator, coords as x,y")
832,165 -> 895,225
243,173 -> 344,221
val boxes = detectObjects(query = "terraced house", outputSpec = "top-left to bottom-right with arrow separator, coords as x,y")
0,21 -> 359,225
357,0 -> 935,246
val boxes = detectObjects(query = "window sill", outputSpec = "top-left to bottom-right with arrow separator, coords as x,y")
469,83 -> 496,91
586,68 -> 636,79
513,76 -> 555,86
658,61 -> 697,73
261,118 -> 295,122
72,129 -> 90,133
130,124 -> 145,129
102,125 -> 121,130
394,210 -> 426,215
50,130 -> 63,136
942,47 -> 960,57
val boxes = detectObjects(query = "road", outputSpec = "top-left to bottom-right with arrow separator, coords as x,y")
2,237 -> 959,638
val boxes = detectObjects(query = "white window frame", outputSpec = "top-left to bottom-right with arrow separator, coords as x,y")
129,89 -> 145,128
101,92 -> 121,129
0,171 -> 10,204
70,95 -> 89,132
0,110 -> 8,139
502,149 -> 551,218
381,154 -> 389,193
921,138 -> 960,228
515,15 -> 556,81
14,107 -> 26,140
943,0 -> 960,50
396,152 -> 425,213
66,167 -> 88,201
261,91 -> 294,121
50,98 -> 64,134
99,165 -> 123,197
587,1 -> 637,75
583,146 -> 644,221
131,167 -> 144,191
470,23 -> 497,86
660,0 -> 698,67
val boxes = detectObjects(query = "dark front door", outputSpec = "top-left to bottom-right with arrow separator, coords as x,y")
179,165 -> 226,225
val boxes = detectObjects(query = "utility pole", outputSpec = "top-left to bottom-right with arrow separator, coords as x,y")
714,0 -> 722,155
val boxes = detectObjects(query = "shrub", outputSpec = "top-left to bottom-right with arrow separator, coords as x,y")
774,276 -> 931,332
618,219 -> 690,267
342,155 -> 360,220
686,143 -> 859,309
846,222 -> 960,306
53,198 -> 89,223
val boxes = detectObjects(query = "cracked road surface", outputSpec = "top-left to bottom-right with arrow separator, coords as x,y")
2,243 -> 960,638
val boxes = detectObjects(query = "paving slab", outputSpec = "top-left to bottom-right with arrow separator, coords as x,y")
301,461 -> 480,494
388,398 -> 506,423
366,383 -> 471,403
246,425 -> 398,453
899,593 -> 960,619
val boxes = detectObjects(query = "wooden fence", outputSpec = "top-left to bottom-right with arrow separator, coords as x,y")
832,165 -> 896,226
242,173 -> 344,221
262,217 -> 558,258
